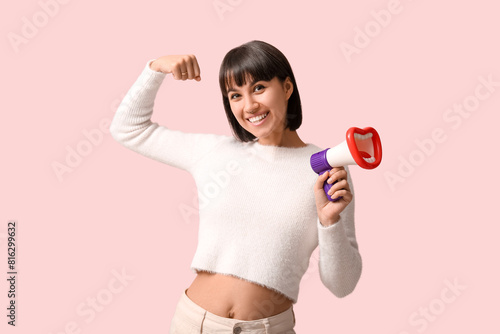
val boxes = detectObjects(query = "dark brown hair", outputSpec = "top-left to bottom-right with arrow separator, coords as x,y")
219,40 -> 303,142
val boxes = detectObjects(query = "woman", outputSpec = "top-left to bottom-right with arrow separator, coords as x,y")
110,40 -> 362,333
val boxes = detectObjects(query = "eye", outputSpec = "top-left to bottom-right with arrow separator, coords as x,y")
254,84 -> 265,92
230,93 -> 240,100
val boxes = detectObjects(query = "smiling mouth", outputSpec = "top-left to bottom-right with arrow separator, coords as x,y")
247,112 -> 269,123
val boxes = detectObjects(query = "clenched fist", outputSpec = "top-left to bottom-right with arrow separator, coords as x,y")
150,54 -> 201,81
314,166 -> 353,226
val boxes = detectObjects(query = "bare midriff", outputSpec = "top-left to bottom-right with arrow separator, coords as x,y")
186,271 -> 294,320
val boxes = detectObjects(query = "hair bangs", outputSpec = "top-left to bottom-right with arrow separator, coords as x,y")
221,49 -> 278,97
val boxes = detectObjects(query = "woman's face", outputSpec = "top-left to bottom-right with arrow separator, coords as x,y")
226,74 -> 293,141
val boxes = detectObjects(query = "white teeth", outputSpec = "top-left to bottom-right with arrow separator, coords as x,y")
249,112 -> 268,123
354,133 -> 373,140
363,157 -> 376,163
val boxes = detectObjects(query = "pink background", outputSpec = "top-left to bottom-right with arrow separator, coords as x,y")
2,0 -> 499,333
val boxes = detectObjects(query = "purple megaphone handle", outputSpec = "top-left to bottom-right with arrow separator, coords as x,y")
310,148 -> 342,202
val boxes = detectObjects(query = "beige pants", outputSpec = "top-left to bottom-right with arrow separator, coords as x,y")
169,288 -> 296,334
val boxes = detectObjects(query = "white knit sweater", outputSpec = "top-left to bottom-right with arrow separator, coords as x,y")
109,59 -> 362,303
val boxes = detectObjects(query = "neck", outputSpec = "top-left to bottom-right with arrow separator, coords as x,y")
257,129 -> 307,148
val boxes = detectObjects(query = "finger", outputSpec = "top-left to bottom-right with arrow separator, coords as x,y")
330,189 -> 352,202
172,58 -> 188,81
327,171 -> 346,184
327,169 -> 347,184
327,179 -> 349,196
328,166 -> 345,176
171,63 -> 182,80
314,171 -> 330,192
179,59 -> 189,81
184,56 -> 196,80
191,55 -> 201,81
314,171 -> 331,207
342,190 -> 353,203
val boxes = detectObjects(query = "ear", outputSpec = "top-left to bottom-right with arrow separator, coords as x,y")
283,77 -> 293,100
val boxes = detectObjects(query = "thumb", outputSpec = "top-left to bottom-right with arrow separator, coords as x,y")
314,171 -> 331,206
314,171 -> 329,196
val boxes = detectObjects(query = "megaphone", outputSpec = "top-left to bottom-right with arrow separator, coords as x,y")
310,127 -> 382,201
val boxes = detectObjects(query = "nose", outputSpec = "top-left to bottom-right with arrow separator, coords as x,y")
243,96 -> 259,115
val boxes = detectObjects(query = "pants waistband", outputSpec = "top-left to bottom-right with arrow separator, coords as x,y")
179,288 -> 296,331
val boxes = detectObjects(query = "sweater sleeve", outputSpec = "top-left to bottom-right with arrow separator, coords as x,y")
316,166 -> 362,298
109,59 -> 228,173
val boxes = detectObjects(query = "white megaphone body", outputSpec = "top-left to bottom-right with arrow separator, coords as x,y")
310,127 -> 382,201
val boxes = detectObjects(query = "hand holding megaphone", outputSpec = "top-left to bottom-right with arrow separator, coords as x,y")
310,127 -> 382,201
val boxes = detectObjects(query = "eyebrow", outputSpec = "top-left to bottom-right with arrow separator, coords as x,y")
227,77 -> 261,94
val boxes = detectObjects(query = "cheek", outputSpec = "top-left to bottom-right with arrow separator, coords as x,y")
267,91 -> 286,108
230,104 -> 245,123
269,96 -> 287,115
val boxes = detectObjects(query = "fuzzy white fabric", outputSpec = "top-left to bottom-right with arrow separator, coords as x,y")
110,60 -> 362,303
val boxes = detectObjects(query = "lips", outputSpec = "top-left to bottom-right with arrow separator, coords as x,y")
346,127 -> 382,169
247,111 -> 269,121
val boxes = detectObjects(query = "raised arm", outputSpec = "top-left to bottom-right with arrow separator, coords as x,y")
110,55 -> 229,173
